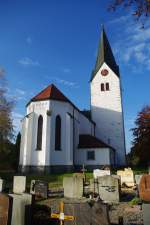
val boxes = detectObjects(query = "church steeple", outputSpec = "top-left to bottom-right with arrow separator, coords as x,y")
90,26 -> 119,81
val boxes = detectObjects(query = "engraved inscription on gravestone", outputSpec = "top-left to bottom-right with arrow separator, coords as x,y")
34,180 -> 48,199
0,194 -> 13,225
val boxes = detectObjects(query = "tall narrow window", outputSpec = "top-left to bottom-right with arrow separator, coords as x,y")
106,83 -> 110,91
36,115 -> 43,150
101,83 -> 105,91
55,115 -> 61,150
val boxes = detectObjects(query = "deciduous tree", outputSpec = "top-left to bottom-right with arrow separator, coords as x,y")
129,105 -> 150,166
0,68 -> 14,152
109,0 -> 150,27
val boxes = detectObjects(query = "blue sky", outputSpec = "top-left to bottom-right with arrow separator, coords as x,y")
1,0 -> 150,152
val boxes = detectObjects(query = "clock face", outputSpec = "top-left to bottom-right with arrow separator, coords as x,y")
101,69 -> 109,76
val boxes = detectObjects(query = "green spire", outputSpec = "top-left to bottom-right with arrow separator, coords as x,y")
90,26 -> 120,81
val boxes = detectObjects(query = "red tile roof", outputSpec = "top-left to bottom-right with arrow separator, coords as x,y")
78,134 -> 111,149
26,84 -> 96,125
27,84 -> 77,108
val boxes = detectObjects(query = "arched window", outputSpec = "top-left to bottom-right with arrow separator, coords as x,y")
101,83 -> 105,91
55,115 -> 61,150
36,115 -> 43,150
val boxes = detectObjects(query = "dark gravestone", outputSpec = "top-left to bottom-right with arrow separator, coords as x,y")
62,200 -> 110,225
0,194 -> 13,225
35,180 -> 48,199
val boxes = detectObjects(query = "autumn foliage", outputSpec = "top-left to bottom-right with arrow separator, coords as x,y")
129,106 -> 150,166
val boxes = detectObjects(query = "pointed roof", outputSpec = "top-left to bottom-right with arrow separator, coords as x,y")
26,83 -> 96,124
27,84 -> 75,106
90,26 -> 120,81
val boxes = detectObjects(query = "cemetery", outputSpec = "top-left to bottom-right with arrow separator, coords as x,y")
0,167 -> 150,225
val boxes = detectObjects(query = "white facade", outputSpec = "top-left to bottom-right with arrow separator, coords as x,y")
19,27 -> 126,172
90,62 -> 126,165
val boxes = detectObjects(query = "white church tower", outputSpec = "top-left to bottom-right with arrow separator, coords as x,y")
90,27 -> 126,165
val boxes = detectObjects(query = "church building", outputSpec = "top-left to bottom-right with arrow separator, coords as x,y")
19,27 -> 126,173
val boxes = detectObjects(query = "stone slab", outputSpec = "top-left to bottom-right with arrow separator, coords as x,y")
63,176 -> 83,198
93,169 -> 111,179
50,199 -> 110,225
117,168 -> 135,187
142,203 -> 150,225
9,193 -> 32,225
0,194 -> 13,225
135,175 -> 143,186
0,179 -> 5,192
90,175 -> 120,203
13,176 -> 26,194
139,175 -> 150,202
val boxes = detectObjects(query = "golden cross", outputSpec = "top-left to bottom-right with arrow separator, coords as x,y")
51,201 -> 75,225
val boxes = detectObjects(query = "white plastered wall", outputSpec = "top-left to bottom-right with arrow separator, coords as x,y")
75,148 -> 112,165
91,62 -> 126,165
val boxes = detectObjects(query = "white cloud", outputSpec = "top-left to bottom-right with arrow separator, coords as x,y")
45,76 -> 79,88
56,78 -> 79,88
18,57 -> 40,66
26,37 -> 32,44
111,16 -> 150,71
15,88 -> 26,96
12,112 -> 23,133
62,68 -> 71,73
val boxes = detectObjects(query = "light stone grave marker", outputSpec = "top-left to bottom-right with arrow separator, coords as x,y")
13,176 -> 26,194
0,179 -> 5,192
9,193 -> 32,225
63,176 -> 83,198
93,169 -> 111,179
90,175 -> 120,203
117,168 -> 135,187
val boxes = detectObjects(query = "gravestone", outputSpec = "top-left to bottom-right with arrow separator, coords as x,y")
93,169 -> 111,179
63,176 -> 83,198
135,175 -> 143,186
30,180 -> 35,195
90,175 -> 120,203
0,194 -> 13,225
34,180 -> 48,199
139,175 -> 150,202
13,176 -> 26,194
9,193 -> 32,225
61,200 -> 110,225
117,168 -> 135,187
142,203 -> 150,225
0,179 -> 5,192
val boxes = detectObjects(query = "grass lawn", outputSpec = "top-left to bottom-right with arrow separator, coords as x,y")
0,171 -> 93,190
0,167 -> 148,191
